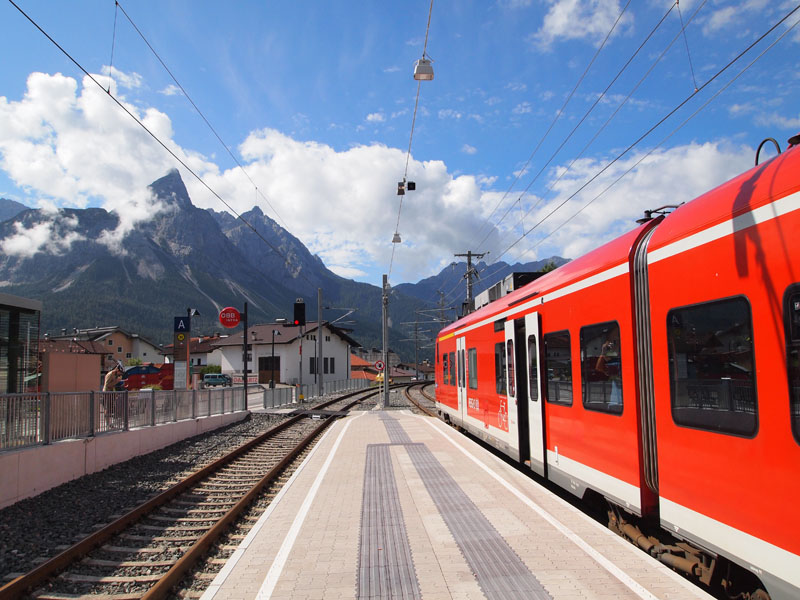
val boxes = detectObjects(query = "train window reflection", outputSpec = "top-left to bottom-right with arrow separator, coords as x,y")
784,285 -> 800,444
528,335 -> 539,402
667,296 -> 757,436
507,340 -> 516,397
580,322 -> 622,414
544,331 -> 572,405
468,348 -> 478,390
495,342 -> 506,395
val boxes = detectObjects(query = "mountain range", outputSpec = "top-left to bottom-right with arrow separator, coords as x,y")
0,171 -> 566,361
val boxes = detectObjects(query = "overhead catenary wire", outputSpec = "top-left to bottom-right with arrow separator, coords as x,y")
474,0 -> 633,250
483,0 -> 703,263
491,1 -> 800,265
7,0 -> 318,302
113,0 -> 291,233
482,0 -> 680,256
106,0 -> 118,93
514,12 -> 800,263
676,0 -> 699,92
388,0 -> 434,280
448,1 -> 797,309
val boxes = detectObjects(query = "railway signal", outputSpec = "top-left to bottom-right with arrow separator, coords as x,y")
293,299 -> 305,326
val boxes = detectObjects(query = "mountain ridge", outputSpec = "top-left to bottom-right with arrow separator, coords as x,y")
0,171 -> 568,361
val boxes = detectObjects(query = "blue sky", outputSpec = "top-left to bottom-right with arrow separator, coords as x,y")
1,1 -> 799,293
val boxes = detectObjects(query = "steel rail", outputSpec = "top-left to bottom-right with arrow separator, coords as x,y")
0,388 -> 378,600
403,383 -> 437,417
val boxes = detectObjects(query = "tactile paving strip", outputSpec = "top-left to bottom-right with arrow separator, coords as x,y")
381,414 -> 553,600
358,442 -> 422,599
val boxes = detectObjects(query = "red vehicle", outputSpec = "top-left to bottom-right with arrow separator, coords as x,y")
436,138 -> 800,600
120,363 -> 174,391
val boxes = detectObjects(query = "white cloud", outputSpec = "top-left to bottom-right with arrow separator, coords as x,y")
100,66 -> 143,90
532,0 -> 634,49
1,212 -> 85,258
160,84 -> 182,96
438,109 -> 462,119
0,71 -> 200,255
754,111 -> 800,130
462,144 -> 477,155
366,112 -> 385,123
496,141 -> 753,264
0,71 -> 766,286
512,102 -> 533,115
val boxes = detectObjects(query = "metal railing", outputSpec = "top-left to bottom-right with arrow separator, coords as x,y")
257,378 -> 369,409
1,387 -> 246,452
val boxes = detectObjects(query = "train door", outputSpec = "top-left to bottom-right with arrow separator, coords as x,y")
456,336 -> 467,423
504,320 -> 525,457
525,312 -> 546,477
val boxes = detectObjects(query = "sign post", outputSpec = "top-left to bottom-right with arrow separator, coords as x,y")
173,316 -> 190,389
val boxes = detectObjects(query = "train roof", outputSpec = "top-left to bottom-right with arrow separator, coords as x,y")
438,143 -> 800,341
647,143 -> 800,254
438,222 -> 651,338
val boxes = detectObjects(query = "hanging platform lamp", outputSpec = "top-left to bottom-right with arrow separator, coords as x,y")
413,57 -> 434,81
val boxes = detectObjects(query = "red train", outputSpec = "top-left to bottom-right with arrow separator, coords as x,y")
435,138 -> 800,600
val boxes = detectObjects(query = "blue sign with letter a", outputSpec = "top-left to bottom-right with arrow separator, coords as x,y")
174,317 -> 190,332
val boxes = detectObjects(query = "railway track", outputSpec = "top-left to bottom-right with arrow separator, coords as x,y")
0,388 -> 380,600
404,382 -> 436,416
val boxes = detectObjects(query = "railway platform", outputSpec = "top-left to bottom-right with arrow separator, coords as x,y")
201,408 -> 713,600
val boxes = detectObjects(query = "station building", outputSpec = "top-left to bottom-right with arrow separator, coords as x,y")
0,292 -> 41,394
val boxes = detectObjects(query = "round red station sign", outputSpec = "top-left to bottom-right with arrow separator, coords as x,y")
219,307 -> 241,328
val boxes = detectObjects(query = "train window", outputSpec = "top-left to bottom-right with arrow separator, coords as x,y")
784,285 -> 800,444
468,348 -> 478,389
442,352 -> 448,385
667,296 -> 757,436
528,335 -> 539,402
449,352 -> 456,386
495,342 -> 507,395
580,322 -> 623,414
544,331 -> 572,405
458,349 -> 465,388
507,340 -> 516,397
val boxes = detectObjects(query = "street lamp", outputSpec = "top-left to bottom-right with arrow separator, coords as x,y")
270,329 -> 281,388
186,308 -> 200,389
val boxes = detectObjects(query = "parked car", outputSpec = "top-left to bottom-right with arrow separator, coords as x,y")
203,373 -> 232,388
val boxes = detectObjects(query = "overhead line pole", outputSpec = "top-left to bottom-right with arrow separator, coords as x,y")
454,251 -> 486,314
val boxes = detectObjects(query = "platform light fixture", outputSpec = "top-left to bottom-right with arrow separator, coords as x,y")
413,56 -> 434,81
392,232 -> 402,244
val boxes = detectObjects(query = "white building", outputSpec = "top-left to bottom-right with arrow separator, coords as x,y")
210,321 -> 360,386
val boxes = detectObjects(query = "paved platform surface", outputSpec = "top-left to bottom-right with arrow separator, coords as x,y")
200,409 -> 713,600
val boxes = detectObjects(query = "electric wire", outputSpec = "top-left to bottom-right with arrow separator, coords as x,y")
106,0 -> 118,93
7,0 -> 317,304
388,0 -> 434,280
515,12 -> 800,263
481,0 -> 675,254
114,0 -> 291,232
492,2 -> 800,264
677,0 -> 699,92
483,0 -> 703,263
474,0 -> 633,249
447,1 -> 796,309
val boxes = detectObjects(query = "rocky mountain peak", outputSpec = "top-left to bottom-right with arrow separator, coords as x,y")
148,169 -> 193,210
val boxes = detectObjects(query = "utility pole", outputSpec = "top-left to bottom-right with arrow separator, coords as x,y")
454,251 -> 487,314
382,274 -> 390,409
242,302 -> 248,395
317,288 -> 323,398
